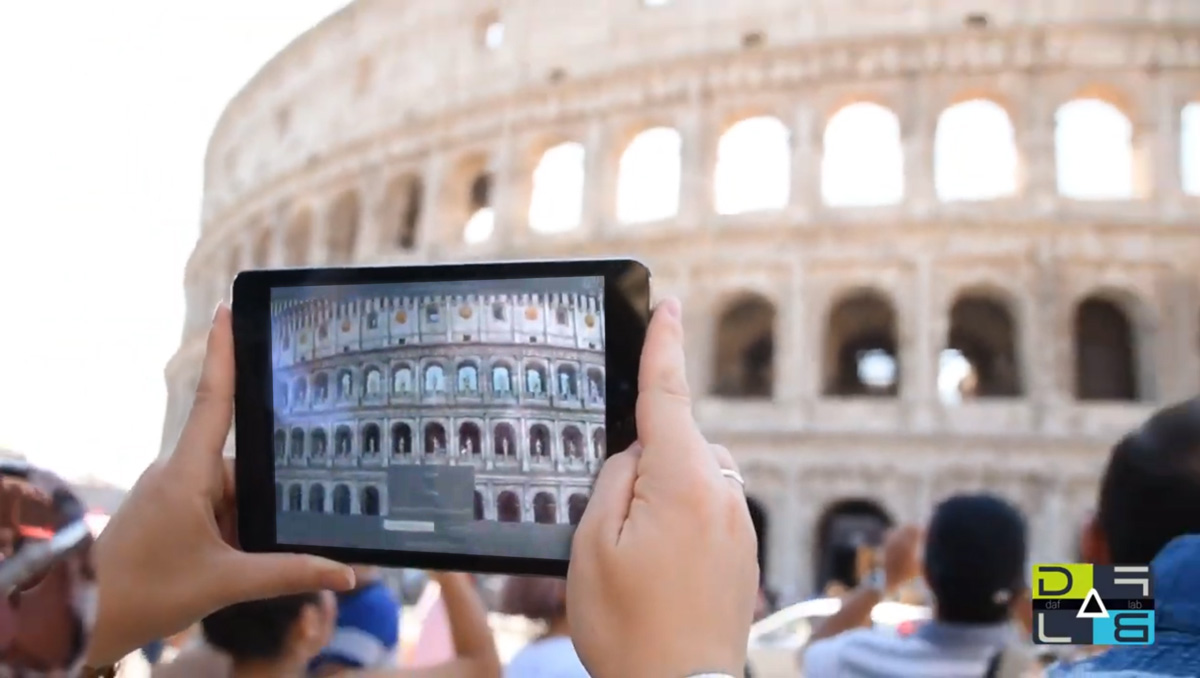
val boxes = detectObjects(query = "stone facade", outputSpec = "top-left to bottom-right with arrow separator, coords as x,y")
272,289 -> 606,526
162,0 -> 1200,602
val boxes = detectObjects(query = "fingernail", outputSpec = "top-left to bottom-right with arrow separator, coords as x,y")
212,303 -> 225,325
658,297 -> 681,320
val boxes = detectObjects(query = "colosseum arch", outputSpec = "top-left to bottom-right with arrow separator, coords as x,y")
289,427 -> 305,459
813,498 -> 893,592
497,490 -> 521,522
1073,291 -> 1148,402
592,427 -> 606,459
284,207 -> 312,266
714,115 -> 790,215
334,426 -> 353,456
308,484 -> 325,513
383,174 -> 423,250
292,376 -> 308,404
529,424 -> 552,459
459,421 -> 482,455
313,373 -> 330,402
326,189 -> 360,263
448,153 -> 495,245
273,430 -> 285,460
533,492 -> 557,524
494,422 -> 517,458
1055,94 -> 1136,200
934,97 -> 1018,202
941,291 -> 1022,400
361,486 -> 381,516
332,484 -> 352,515
390,422 -> 412,456
362,423 -> 382,456
1183,102 -> 1200,196
823,289 -> 900,397
424,422 -> 447,454
562,426 -> 585,459
529,140 -> 586,234
474,491 -> 485,520
712,293 -> 776,398
288,484 -> 303,512
822,102 -> 904,207
616,126 -> 682,224
311,429 -> 328,459
568,493 -> 588,526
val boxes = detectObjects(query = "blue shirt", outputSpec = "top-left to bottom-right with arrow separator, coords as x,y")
1049,534 -> 1200,677
312,580 -> 401,669
505,636 -> 590,678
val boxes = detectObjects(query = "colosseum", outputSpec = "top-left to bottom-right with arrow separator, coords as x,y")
162,0 -> 1200,602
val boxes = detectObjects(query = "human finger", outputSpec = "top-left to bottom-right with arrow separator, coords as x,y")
216,551 -> 355,605
635,299 -> 709,464
175,306 -> 235,468
573,443 -> 642,550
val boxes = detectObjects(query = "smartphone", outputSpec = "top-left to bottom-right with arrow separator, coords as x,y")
232,258 -> 650,577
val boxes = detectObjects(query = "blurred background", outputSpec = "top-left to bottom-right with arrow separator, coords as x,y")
1,1 -> 1198,675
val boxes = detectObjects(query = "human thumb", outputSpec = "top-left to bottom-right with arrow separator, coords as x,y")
636,298 -> 706,461
218,552 -> 355,605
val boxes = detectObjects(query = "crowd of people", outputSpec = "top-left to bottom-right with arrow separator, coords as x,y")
2,298 -> 1200,677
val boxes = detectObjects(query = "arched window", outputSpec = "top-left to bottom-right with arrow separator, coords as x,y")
288,484 -> 303,512
525,364 -> 547,396
464,172 -> 495,244
712,294 -> 776,398
940,294 -> 1022,403
568,494 -> 588,526
336,370 -> 354,400
585,367 -> 605,405
497,491 -> 521,523
474,491 -> 485,520
390,175 -> 421,250
274,380 -> 288,410
362,424 -> 381,455
311,429 -> 328,458
333,485 -> 352,515
424,423 -> 447,454
617,127 -> 682,223
275,483 -> 283,512
1056,98 -> 1134,200
362,486 -> 381,516
366,311 -> 379,330
393,365 -> 414,394
314,373 -> 330,401
556,364 -> 578,400
424,364 -> 446,394
824,290 -> 900,396
592,428 -> 606,460
935,99 -> 1018,201
364,367 -> 382,396
327,190 -> 360,264
562,426 -> 585,459
289,428 -> 305,459
308,485 -> 325,513
334,426 -> 353,457
1182,103 -> 1200,196
493,423 -> 517,458
274,430 -> 286,460
1074,296 -> 1139,401
426,303 -> 441,324
714,116 -> 791,215
529,424 -> 551,459
457,363 -> 479,393
492,364 -> 513,395
459,422 -> 482,455
822,103 -> 904,207
293,377 -> 307,404
391,423 -> 412,455
529,142 -> 586,234
533,492 -> 557,524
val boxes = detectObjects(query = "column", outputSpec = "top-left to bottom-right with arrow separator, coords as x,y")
906,256 -> 938,431
782,262 -> 809,406
790,103 -> 823,221
677,103 -> 716,228
417,153 -> 446,256
1029,242 -> 1067,432
354,170 -> 388,261
1151,76 -> 1185,218
901,79 -> 936,219
582,120 -> 615,237
490,133 -> 523,250
1017,75 -> 1059,216
780,469 -> 808,603
309,200 -> 332,265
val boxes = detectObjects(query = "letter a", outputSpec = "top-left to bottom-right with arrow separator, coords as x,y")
1077,589 -> 1109,619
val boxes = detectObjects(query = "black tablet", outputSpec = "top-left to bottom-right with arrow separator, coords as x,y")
232,258 -> 650,577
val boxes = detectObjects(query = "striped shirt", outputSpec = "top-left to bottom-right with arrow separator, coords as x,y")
801,620 -> 1019,677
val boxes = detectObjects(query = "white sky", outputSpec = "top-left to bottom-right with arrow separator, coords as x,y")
0,1 -> 350,488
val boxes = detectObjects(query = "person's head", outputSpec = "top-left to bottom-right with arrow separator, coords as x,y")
499,576 -> 567,626
201,591 -> 336,668
1082,397 -> 1200,566
923,493 -> 1027,625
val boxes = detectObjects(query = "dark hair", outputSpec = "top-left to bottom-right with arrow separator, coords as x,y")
1098,397 -> 1200,565
498,576 -> 566,622
201,593 -> 321,662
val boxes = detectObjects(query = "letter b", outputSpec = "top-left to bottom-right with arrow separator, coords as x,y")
1113,612 -> 1152,644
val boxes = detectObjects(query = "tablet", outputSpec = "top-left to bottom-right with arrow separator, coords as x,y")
232,259 -> 650,577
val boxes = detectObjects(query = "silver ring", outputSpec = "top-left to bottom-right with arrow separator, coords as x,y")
720,468 -> 745,490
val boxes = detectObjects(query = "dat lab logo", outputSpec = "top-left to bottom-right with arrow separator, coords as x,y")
1032,564 -> 1155,646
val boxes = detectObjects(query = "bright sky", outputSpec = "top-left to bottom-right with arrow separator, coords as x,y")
0,2 -> 1192,488
0,1 -> 350,488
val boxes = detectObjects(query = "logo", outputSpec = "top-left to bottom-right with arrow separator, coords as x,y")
1032,563 -> 1155,646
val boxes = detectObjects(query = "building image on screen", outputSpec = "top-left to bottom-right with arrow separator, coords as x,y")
269,276 -> 606,561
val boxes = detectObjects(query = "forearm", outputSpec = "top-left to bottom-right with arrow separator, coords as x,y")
807,587 -> 882,643
437,574 -> 501,677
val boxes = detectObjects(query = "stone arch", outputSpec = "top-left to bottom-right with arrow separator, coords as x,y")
1074,293 -> 1142,401
390,422 -> 412,455
292,376 -> 308,403
392,362 -> 415,395
524,362 -> 548,397
747,496 -> 769,584
459,421 -> 482,455
617,126 -> 682,223
585,366 -> 605,404
326,189 -> 360,263
453,154 -> 495,245
813,498 -> 893,592
334,426 -> 353,457
364,365 -> 383,396
314,372 -> 330,402
362,423 -> 381,456
494,422 -> 517,458
289,427 -> 305,459
714,116 -> 790,214
941,291 -> 1022,400
529,424 -> 551,459
491,360 -> 515,395
529,141 -> 586,234
712,293 -> 776,398
308,484 -> 325,513
562,426 -> 585,459
474,491 -> 485,520
934,98 -> 1018,201
556,363 -> 579,400
592,427 -> 606,459
385,173 -> 422,250
497,490 -> 521,523
823,289 -> 900,396
456,360 -> 480,394
533,491 -> 557,524
424,362 -> 447,394
822,102 -> 904,207
361,486 -> 381,516
336,369 -> 354,400
311,429 -> 328,459
1056,97 -> 1136,200
568,493 -> 589,526
424,422 -> 447,454
333,484 -> 352,515
284,207 -> 312,266
288,484 -> 303,512
274,430 -> 286,460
